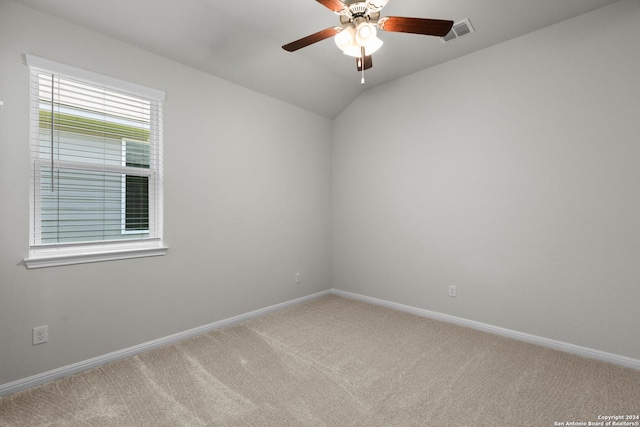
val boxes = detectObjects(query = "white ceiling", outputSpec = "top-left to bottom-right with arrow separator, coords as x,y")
14,0 -> 621,118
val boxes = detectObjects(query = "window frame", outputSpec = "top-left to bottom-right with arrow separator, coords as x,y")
24,55 -> 167,269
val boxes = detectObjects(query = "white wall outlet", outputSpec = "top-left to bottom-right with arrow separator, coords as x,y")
33,325 -> 48,345
448,285 -> 457,297
295,273 -> 301,283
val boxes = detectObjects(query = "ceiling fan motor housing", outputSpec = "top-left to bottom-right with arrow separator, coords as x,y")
342,0 -> 389,12
349,3 -> 368,15
339,3 -> 381,27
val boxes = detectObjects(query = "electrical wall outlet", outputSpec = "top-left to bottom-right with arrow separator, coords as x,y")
448,285 -> 457,297
295,273 -> 301,283
33,325 -> 48,345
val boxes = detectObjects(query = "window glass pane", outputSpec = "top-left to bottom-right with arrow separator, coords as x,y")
125,175 -> 149,231
41,167 -> 122,242
34,71 -> 156,244
125,139 -> 150,169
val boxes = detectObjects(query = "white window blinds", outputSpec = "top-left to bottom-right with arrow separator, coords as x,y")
25,55 -> 166,268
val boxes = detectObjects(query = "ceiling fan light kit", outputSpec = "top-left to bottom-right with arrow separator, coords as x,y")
335,22 -> 383,57
282,0 -> 454,84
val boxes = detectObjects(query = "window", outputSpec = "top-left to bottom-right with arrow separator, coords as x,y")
24,55 -> 167,268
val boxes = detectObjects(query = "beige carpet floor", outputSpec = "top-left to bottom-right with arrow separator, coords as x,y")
1,295 -> 639,426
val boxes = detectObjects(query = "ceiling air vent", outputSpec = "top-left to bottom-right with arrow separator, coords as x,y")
441,18 -> 474,43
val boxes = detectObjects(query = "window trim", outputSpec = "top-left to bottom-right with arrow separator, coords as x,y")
23,54 -> 167,269
24,55 -> 165,101
24,240 -> 167,269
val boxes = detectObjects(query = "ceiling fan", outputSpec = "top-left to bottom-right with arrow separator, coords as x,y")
282,0 -> 454,84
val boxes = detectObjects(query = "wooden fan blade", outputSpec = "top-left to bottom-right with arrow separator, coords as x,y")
378,17 -> 453,37
282,27 -> 342,52
356,55 -> 373,71
316,0 -> 347,13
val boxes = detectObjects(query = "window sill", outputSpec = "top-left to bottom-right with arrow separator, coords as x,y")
24,242 -> 168,269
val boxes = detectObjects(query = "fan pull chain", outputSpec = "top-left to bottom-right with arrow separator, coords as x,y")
360,46 -> 365,85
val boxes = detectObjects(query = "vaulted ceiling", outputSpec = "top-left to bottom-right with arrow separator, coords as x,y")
13,0 -> 622,118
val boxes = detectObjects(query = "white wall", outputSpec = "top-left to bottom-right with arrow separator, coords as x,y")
0,1 -> 332,385
333,0 -> 640,360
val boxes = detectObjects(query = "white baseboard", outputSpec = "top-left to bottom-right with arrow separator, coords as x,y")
330,289 -> 640,371
3,287 -> 638,397
0,290 -> 332,397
